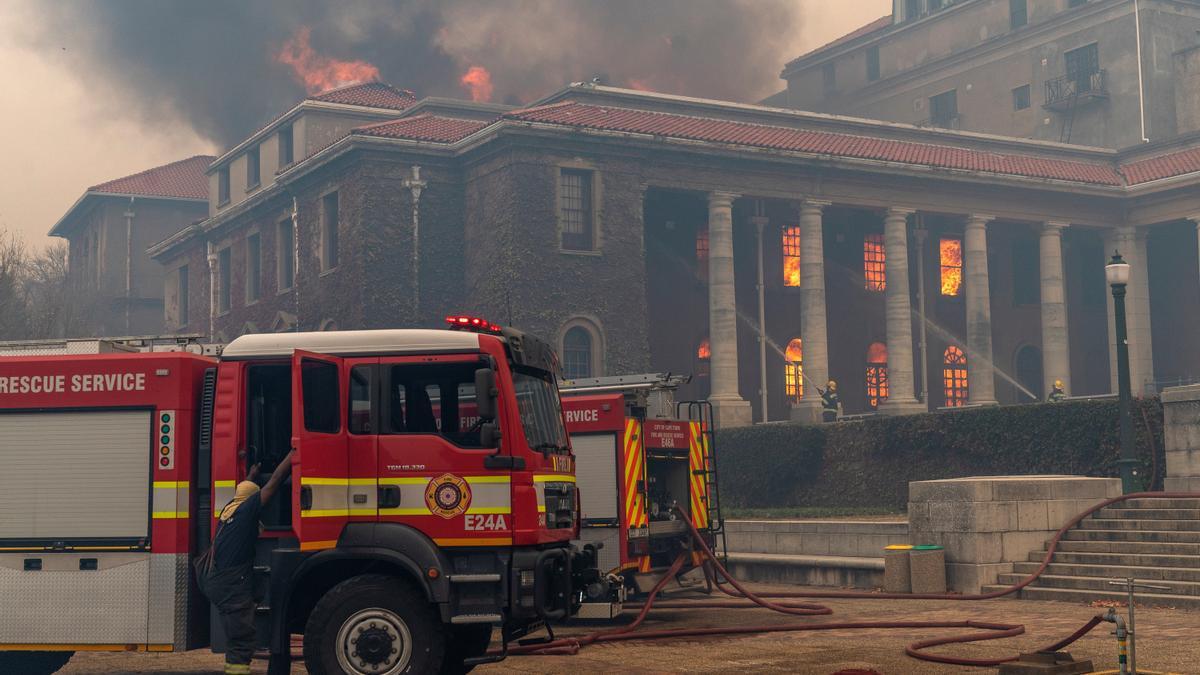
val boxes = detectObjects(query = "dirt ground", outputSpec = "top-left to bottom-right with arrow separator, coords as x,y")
63,585 -> 1200,674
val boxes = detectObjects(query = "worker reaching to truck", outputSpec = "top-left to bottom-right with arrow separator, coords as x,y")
197,450 -> 294,675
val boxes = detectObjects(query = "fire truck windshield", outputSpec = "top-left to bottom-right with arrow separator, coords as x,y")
512,365 -> 569,454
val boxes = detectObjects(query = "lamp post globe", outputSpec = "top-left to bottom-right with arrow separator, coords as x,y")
1107,251 -> 1137,494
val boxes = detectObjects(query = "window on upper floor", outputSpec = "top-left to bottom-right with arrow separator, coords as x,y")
1012,84 -> 1031,110
321,191 -> 339,271
695,227 -> 709,282
930,89 -> 958,127
1010,0 -> 1027,29
277,218 -> 294,291
218,167 -> 230,205
246,232 -> 261,303
940,237 -> 963,297
1065,43 -> 1100,87
246,145 -> 260,189
822,62 -> 836,94
279,124 -> 294,167
867,46 -> 880,82
177,265 -> 189,326
218,247 -> 231,314
864,233 -> 886,291
782,225 -> 801,287
559,169 -> 595,251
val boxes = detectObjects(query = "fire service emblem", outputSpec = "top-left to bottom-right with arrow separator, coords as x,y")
425,473 -> 472,519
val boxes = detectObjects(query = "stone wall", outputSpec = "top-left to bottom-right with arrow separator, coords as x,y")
908,475 -> 1121,593
1162,384 -> 1200,491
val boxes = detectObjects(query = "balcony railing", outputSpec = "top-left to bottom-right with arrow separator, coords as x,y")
916,113 -> 962,130
1044,69 -> 1108,111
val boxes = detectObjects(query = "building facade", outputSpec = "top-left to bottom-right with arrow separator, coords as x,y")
49,156 -> 212,336
148,81 -> 1200,427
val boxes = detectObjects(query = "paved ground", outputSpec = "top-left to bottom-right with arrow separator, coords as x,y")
63,585 -> 1200,674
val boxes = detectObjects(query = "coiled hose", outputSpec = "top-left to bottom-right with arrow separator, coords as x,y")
498,491 -> 1197,668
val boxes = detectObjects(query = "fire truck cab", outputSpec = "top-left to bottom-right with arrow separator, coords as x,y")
0,322 -> 611,674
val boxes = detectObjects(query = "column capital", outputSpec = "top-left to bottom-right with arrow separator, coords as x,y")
1043,221 -> 1070,235
886,206 -> 917,219
797,198 -> 832,213
965,213 -> 995,228
708,191 -> 741,206
1185,214 -> 1200,226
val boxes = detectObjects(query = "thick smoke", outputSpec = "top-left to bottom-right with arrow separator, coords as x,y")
24,0 -> 803,147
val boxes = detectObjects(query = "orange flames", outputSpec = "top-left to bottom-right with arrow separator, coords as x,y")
460,66 -> 494,102
276,27 -> 380,95
782,225 -> 801,287
940,237 -> 963,297
697,338 -> 711,360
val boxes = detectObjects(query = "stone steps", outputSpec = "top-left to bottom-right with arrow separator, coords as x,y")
995,572 -> 1200,596
1096,508 -> 1200,520
1046,539 -> 1200,554
1121,498 -> 1200,509
1079,518 -> 1200,531
979,584 -> 1200,610
1063,528 -> 1200,543
1012,560 -> 1200,583
1029,550 -> 1200,568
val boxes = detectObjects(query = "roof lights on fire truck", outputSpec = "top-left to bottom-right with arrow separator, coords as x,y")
444,315 -> 503,334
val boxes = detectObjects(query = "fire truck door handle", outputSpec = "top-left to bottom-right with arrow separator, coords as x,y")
379,486 -> 401,509
300,486 -> 313,511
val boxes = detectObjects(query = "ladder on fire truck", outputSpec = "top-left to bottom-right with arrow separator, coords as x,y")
558,373 -> 726,559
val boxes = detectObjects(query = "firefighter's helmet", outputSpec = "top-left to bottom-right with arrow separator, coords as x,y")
827,379 -> 837,391
1054,379 -> 1064,389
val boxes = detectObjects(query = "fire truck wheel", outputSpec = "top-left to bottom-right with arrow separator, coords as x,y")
0,651 -> 73,675
440,624 -> 493,674
303,573 -> 445,675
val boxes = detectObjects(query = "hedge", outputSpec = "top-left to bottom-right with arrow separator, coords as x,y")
714,398 -> 1164,511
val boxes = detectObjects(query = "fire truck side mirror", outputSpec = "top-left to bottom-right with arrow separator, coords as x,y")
475,367 -> 497,421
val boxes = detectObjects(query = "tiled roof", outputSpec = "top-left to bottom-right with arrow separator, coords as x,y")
1120,146 -> 1200,185
789,15 -> 893,65
89,155 -> 214,200
353,114 -> 490,143
309,82 -> 418,110
506,102 -> 1125,186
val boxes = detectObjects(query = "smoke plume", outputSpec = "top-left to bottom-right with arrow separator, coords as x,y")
23,0 -> 804,148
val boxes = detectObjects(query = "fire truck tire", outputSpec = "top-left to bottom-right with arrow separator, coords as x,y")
440,624 -> 493,674
0,651 -> 73,674
303,573 -> 445,675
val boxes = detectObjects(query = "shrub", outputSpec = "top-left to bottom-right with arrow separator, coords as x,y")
715,398 -> 1163,511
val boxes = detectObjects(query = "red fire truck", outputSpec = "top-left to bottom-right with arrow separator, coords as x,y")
0,319 -> 616,675
559,374 -> 723,594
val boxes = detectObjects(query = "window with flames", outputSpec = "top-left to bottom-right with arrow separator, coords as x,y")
866,342 -> 889,408
864,233 -> 886,292
696,337 -> 710,378
943,345 -> 969,407
940,237 -> 963,297
785,338 -> 803,401
782,226 -> 801,287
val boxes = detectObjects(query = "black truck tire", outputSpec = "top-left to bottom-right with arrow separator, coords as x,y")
0,651 -> 73,674
303,573 -> 445,675
440,624 -> 493,674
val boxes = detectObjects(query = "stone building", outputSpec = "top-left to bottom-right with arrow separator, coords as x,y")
49,156 -> 212,335
147,79 -> 1200,426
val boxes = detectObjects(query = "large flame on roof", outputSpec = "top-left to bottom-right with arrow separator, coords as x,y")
276,27 -> 380,95
460,66 -> 494,102
940,237 -> 963,297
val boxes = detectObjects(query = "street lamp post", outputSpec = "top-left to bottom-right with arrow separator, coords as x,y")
1106,251 -> 1137,494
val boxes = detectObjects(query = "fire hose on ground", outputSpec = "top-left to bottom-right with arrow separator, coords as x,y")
494,491 -> 1199,668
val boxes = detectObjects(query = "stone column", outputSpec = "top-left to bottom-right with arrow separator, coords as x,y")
877,207 -> 925,415
707,191 -> 752,428
964,214 -> 998,405
1103,227 -> 1155,394
1040,221 -> 1071,397
791,200 -> 831,424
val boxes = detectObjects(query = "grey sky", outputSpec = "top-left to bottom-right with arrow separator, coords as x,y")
0,0 -> 889,247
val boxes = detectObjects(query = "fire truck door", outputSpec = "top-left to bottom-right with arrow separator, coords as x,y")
291,350 -> 349,550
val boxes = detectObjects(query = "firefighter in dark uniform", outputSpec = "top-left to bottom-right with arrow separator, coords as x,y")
199,450 -> 294,675
1047,379 -> 1067,403
818,379 -> 840,423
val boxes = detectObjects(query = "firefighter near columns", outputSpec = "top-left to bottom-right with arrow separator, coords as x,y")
1047,380 -> 1067,403
817,379 -> 840,423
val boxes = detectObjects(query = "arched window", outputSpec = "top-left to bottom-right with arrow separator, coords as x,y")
866,342 -> 889,409
562,326 -> 594,379
695,228 -> 709,282
784,338 -> 803,401
695,337 -> 711,378
943,345 -> 969,407
782,226 -> 801,287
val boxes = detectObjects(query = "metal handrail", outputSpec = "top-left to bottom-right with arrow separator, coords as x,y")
1045,69 -> 1107,107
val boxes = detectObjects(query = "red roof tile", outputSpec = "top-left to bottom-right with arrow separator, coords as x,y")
1120,146 -> 1200,185
88,155 -> 214,200
789,15 -> 893,65
506,102 -> 1125,186
309,82 -> 418,111
353,114 -> 489,143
